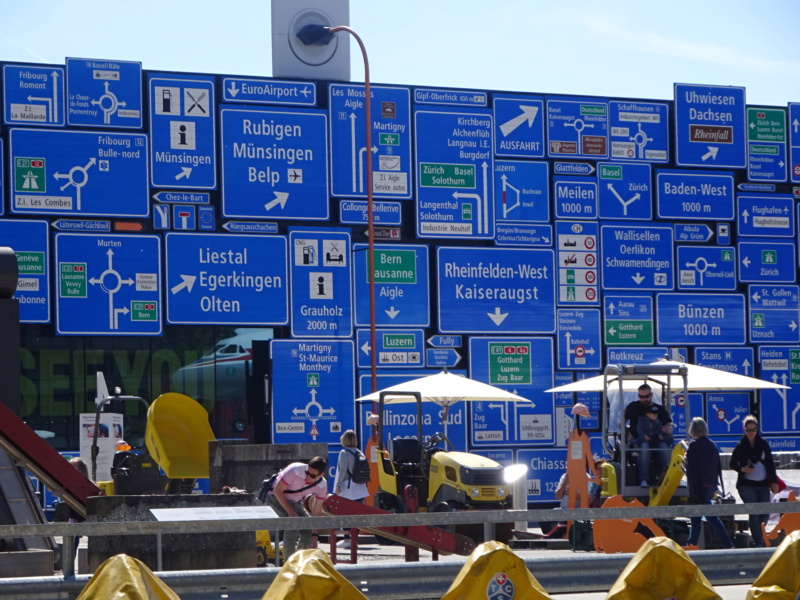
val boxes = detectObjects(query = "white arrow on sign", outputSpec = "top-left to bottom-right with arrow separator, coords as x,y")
227,81 -> 239,97
175,167 -> 192,180
487,307 -> 508,326
631,273 -> 645,285
265,191 -> 289,211
701,147 -> 719,162
360,341 -> 371,355
499,105 -> 540,137
171,274 -> 196,295
385,306 -> 400,319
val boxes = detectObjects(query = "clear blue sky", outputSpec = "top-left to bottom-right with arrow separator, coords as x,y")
2,0 -> 799,106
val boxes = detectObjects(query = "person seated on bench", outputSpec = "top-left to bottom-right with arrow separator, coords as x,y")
624,383 -> 673,487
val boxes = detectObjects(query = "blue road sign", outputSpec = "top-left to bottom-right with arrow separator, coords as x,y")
677,246 -> 736,290
696,347 -> 755,376
472,449 -> 514,466
671,392 -> 703,438
152,191 -> 210,204
0,140 -> 3,216
149,75 -> 216,189
738,241 -> 796,283
606,347 -> 674,364
414,89 -> 487,107
469,337 -> 554,447
493,96 -> 545,158
789,103 -> 800,183
656,293 -> 745,345
494,160 -> 549,224
600,224 -> 673,290
553,176 -> 597,219
674,83 -> 746,168
51,219 -> 110,233
356,329 -> 424,368
428,335 -> 461,348
65,58 -> 142,128
603,294 -> 653,346
748,284 -> 800,344
516,448 -> 566,503
737,194 -> 794,238
0,220 -> 49,322
706,392 -> 751,436
656,170 -> 734,220
758,346 -> 799,435
674,223 -> 713,242
554,162 -> 595,176
220,107 -> 329,220
9,129 -> 148,217
495,223 -> 553,247
222,78 -> 316,106
3,65 -> 65,126
598,162 -> 652,220
198,206 -> 214,231
270,340 -> 355,445
426,348 -> 462,368
556,221 -> 599,305
54,233 -> 161,335
747,107 -> 787,182
547,98 -> 608,159
172,205 -> 196,230
557,309 -> 601,370
339,200 -> 402,226
165,233 -> 288,325
415,108 -> 493,238
608,100 -> 669,162
289,230 -> 352,338
353,243 -> 429,327
552,372 -> 576,407
437,246 -> 555,334
330,84 -> 411,199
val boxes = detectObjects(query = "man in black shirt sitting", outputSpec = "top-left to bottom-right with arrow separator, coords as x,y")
624,383 -> 673,487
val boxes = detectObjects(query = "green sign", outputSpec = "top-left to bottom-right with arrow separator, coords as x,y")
15,157 -> 45,192
420,163 -> 475,188
131,301 -> 158,321
604,320 -> 653,345
16,252 -> 45,275
488,342 -> 531,385
379,133 -> 400,146
600,165 -> 622,179
790,350 -> 800,385
373,249 -> 417,284
59,263 -> 86,298
382,334 -> 416,348
747,108 -> 786,143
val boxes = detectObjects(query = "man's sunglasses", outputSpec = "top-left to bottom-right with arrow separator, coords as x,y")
744,428 -> 757,433
638,394 -> 652,399
305,470 -> 321,478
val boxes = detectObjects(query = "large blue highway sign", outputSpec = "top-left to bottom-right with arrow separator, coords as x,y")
271,340 -> 355,445
494,160 -> 549,224
3,65 -> 65,126
706,392 -> 751,436
65,58 -> 142,128
222,78 -> 316,106
220,107 -> 329,220
696,346 -> 755,376
9,129 -> 148,217
516,448 -> 566,503
149,75 -> 216,189
789,103 -> 800,183
493,96 -> 545,158
608,100 -> 668,162
415,109 -> 493,238
0,220 -> 49,322
656,170 -> 734,220
165,233 -> 288,325
54,233 -> 161,335
557,309 -> 601,370
748,285 -> 800,344
289,229 -> 352,338
598,162 -> 652,220
747,107 -> 787,182
554,176 -> 597,219
356,329 -> 423,368
353,243 -> 429,327
758,346 -> 800,435
600,225 -> 673,290
547,98 -> 608,159
737,241 -> 796,283
330,84 -> 411,199
555,221 -> 599,305
656,293 -> 745,345
677,246 -> 736,291
437,246 -> 555,334
674,84 -> 746,168
737,195 -> 793,238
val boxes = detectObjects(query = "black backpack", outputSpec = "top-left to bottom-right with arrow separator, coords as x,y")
345,448 -> 371,484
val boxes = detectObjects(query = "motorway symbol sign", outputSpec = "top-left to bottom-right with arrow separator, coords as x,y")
604,294 -> 653,345
656,170 -> 734,220
758,346 -> 800,434
748,284 -> 800,343
737,241 -> 796,283
554,176 -> 597,219
0,220 -> 49,322
165,233 -> 288,325
495,223 -> 553,247
608,100 -> 669,162
54,233 -> 161,335
696,347 -> 755,376
674,223 -> 713,242
415,109 -> 493,238
65,57 -> 142,128
356,329 -> 424,368
674,83 -> 746,168
353,243 -> 429,327
600,224 -> 673,290
9,129 -> 148,217
469,337 -> 554,447
516,448 -> 565,502
222,78 -> 316,106
220,107 -> 329,220
3,65 -> 65,126
656,293 -> 745,345
598,162 -> 652,220
494,160 -> 549,224
547,98 -> 609,159
493,96 -> 545,158
557,308 -> 601,370
706,392 -> 750,436
556,221 -> 598,305
747,107 -> 787,182
330,84 -> 411,199
149,75 -> 216,189
271,340 -> 355,445
677,246 -> 736,290
437,246 -> 555,334
289,230 -> 352,338
339,200 -> 402,225
737,194 -> 794,238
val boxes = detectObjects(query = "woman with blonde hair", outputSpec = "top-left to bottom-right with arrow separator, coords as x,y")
333,429 -> 369,548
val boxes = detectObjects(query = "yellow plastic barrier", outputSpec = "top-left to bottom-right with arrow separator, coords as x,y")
76,554 -> 181,600
441,540 -> 553,600
261,548 -> 368,599
747,529 -> 800,599
144,393 -> 215,479
606,536 -> 720,600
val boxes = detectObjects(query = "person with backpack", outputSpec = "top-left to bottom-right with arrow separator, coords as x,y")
333,430 -> 370,548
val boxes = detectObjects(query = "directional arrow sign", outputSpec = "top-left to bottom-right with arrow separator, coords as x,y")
0,219 -> 49,322
674,223 -> 713,242
356,329 -> 424,368
546,98 -> 609,159
557,308 -> 601,370
426,348 -> 461,368
494,160 -> 549,223
747,107 -> 787,182
66,57 -> 142,128
748,284 -> 800,343
600,225 -> 673,290
706,392 -> 750,436
437,246 -> 555,333
597,162 -> 652,220
222,78 -> 316,106
677,246 -> 736,290
220,107 -> 328,220
789,103 -> 800,183
737,241 -> 796,283
427,335 -> 462,348
493,96 -> 545,158
696,347 -> 755,376
737,194 -> 794,238
758,346 -> 800,434
604,295 -> 653,345
3,64 -> 65,126
608,100 -> 669,162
